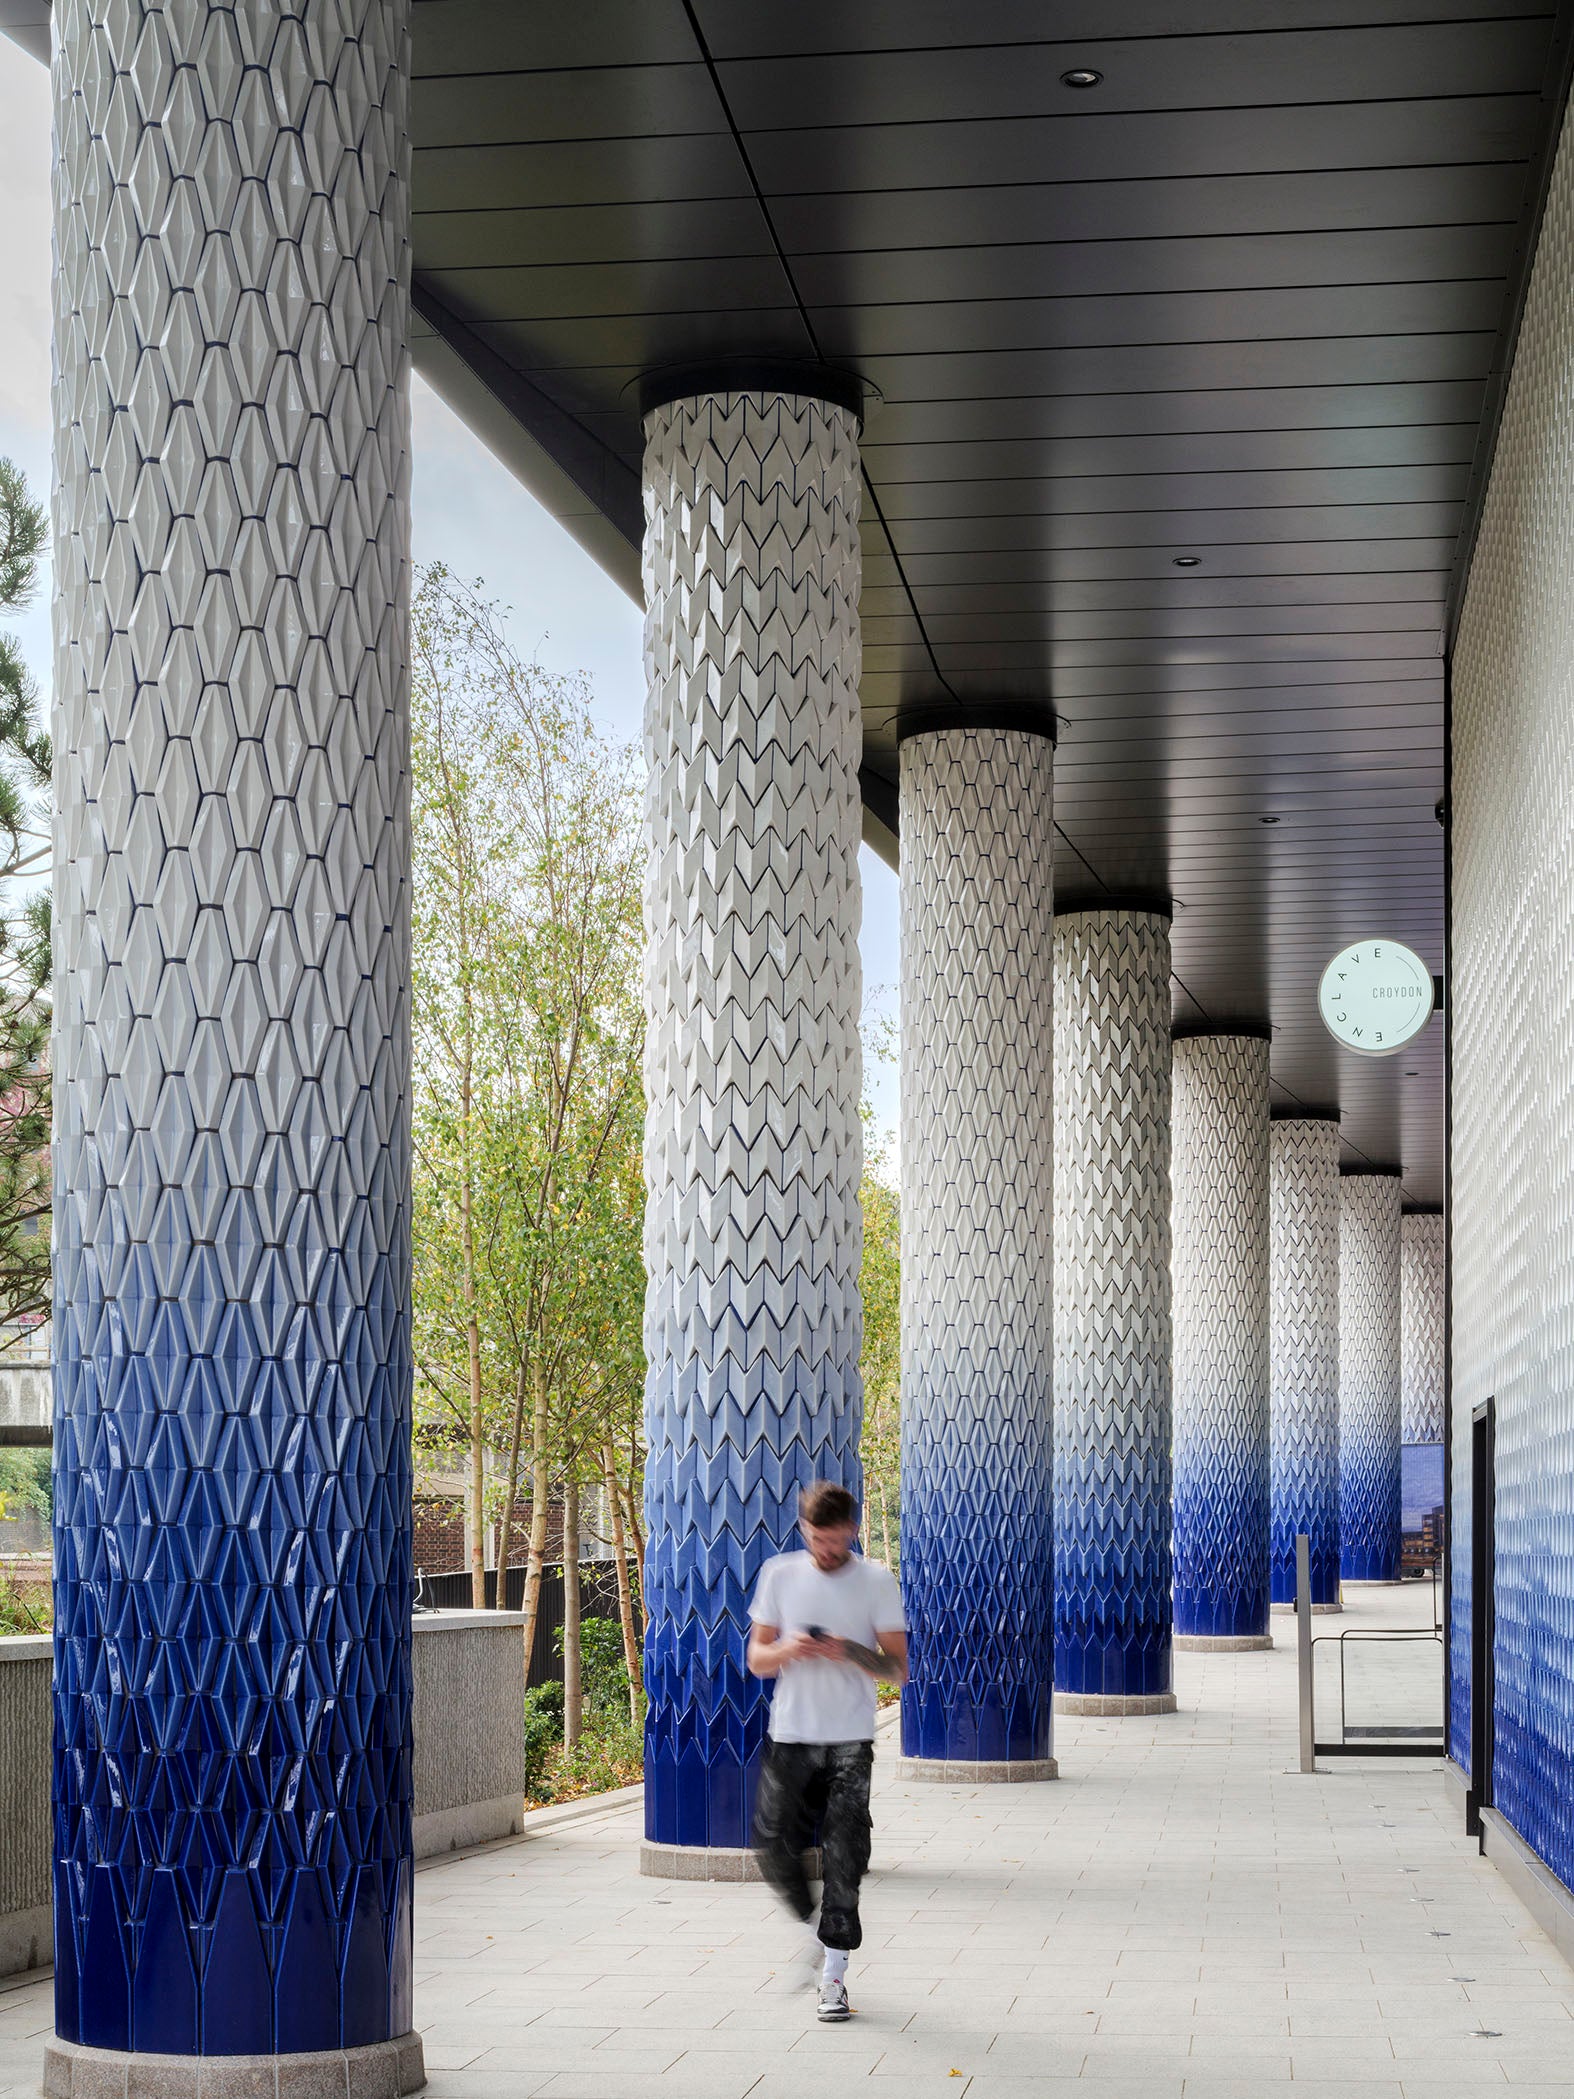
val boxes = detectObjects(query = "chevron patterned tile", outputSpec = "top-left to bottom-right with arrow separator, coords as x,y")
50,0 -> 414,2056
640,391 -> 864,1851
1171,1036 -> 1270,1644
898,728 -> 1055,1770
1338,1174 -> 1402,1583
1053,909 -> 1175,1706
1269,1120 -> 1343,1607
1453,94 -> 1574,1866
1400,1211 -> 1444,1446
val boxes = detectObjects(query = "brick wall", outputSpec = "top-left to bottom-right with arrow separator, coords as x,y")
412,1495 -> 570,1576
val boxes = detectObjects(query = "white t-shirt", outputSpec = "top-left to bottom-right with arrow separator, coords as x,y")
748,1550 -> 906,1744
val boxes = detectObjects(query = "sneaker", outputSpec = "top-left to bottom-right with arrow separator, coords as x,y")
816,1976 -> 852,2022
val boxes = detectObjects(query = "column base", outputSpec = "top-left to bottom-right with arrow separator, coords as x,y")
1271,1600 -> 1343,1615
1053,1691 -> 1178,1716
896,1756 -> 1059,1783
1173,1633 -> 1274,1652
43,2034 -> 425,2099
639,1843 -> 820,1882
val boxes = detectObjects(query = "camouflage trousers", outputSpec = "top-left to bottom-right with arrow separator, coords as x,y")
751,1738 -> 875,1951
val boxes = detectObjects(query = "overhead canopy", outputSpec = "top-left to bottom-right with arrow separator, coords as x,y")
11,1 -> 1573,1200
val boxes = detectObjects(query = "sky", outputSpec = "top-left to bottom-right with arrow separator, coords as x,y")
0,37 -> 901,1149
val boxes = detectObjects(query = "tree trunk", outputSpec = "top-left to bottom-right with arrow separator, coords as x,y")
878,1477 -> 893,1568
459,961 -> 484,1609
603,1440 -> 642,1716
618,1474 -> 645,1609
562,1472 -> 582,1749
464,1295 -> 485,1607
519,1356 -> 551,1679
494,1354 -> 528,1610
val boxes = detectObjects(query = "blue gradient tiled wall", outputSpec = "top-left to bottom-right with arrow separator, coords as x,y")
1171,1036 -> 1271,1643
1338,1174 -> 1402,1584
899,729 -> 1055,1767
639,395 -> 865,1848
1452,94 -> 1574,1867
1269,1120 -> 1342,1607
49,0 -> 415,2054
1053,910 -> 1175,1707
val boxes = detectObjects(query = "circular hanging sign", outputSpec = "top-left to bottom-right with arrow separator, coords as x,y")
1317,939 -> 1435,1057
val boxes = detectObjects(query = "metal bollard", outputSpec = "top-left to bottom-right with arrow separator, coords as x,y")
1297,1532 -> 1316,1773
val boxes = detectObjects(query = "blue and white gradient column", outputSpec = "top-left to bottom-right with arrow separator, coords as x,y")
1171,1034 -> 1271,1649
640,388 -> 864,1870
1053,908 -> 1176,1714
1269,1119 -> 1343,1609
1339,1172 -> 1404,1582
1400,1210 -> 1445,1446
49,3 -> 419,2092
898,724 -> 1056,1781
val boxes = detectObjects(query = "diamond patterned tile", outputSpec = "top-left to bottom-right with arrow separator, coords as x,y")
640,392 -> 864,1850
1171,1035 -> 1270,1642
898,727 -> 1054,1765
1269,1119 -> 1342,1607
1400,1211 -> 1444,1447
1053,909 -> 1174,1703
1338,1174 -> 1402,1583
1452,87 -> 1574,1874
50,0 -> 414,2056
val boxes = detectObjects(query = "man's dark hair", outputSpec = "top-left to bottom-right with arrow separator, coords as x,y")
799,1481 -> 858,1529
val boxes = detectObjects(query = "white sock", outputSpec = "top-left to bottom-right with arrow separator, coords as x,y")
821,1946 -> 849,1985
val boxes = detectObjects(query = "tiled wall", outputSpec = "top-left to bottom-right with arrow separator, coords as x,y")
1171,1036 -> 1271,1641
640,393 -> 864,1850
1452,91 -> 1574,1882
1053,909 -> 1174,1705
899,727 -> 1055,1765
1400,1213 -> 1445,1446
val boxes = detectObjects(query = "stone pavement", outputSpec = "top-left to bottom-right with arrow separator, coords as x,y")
4,1583 -> 1572,2097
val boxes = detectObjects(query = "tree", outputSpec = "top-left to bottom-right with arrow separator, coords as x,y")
859,1116 -> 901,1569
407,566 -> 647,1732
0,461 -> 53,1338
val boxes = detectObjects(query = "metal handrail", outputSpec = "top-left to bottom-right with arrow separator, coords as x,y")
1292,1532 -> 1447,1766
1311,1623 -> 1446,1757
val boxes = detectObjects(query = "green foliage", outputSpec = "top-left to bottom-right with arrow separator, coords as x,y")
522,1680 -> 564,1795
547,1712 -> 643,1802
0,1569 -> 50,1636
859,1020 -> 902,1569
0,461 -> 51,1334
407,563 -> 646,1588
525,1618 -> 645,1803
0,1447 -> 50,1521
574,1615 -> 632,1720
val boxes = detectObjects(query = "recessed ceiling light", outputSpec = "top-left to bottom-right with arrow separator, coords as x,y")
1172,555 -> 1201,567
1060,67 -> 1103,88
1259,816 -> 1281,825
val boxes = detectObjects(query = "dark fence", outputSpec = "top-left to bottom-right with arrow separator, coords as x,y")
415,1560 -> 628,1689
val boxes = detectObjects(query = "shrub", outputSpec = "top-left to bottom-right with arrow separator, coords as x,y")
523,1681 -> 564,1797
524,1616 -> 645,1804
0,1570 -> 49,1635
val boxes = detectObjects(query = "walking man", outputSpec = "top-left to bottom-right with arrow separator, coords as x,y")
747,1480 -> 908,2021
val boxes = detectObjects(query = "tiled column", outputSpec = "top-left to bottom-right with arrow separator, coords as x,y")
1401,1210 -> 1445,1445
898,725 -> 1056,1780
640,388 -> 863,1870
1269,1119 -> 1343,1609
1171,1034 -> 1271,1649
1339,1172 -> 1404,1581
49,3 -> 419,2093
1053,908 -> 1176,1714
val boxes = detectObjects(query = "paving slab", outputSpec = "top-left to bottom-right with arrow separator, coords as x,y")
5,1588 -> 1574,2099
